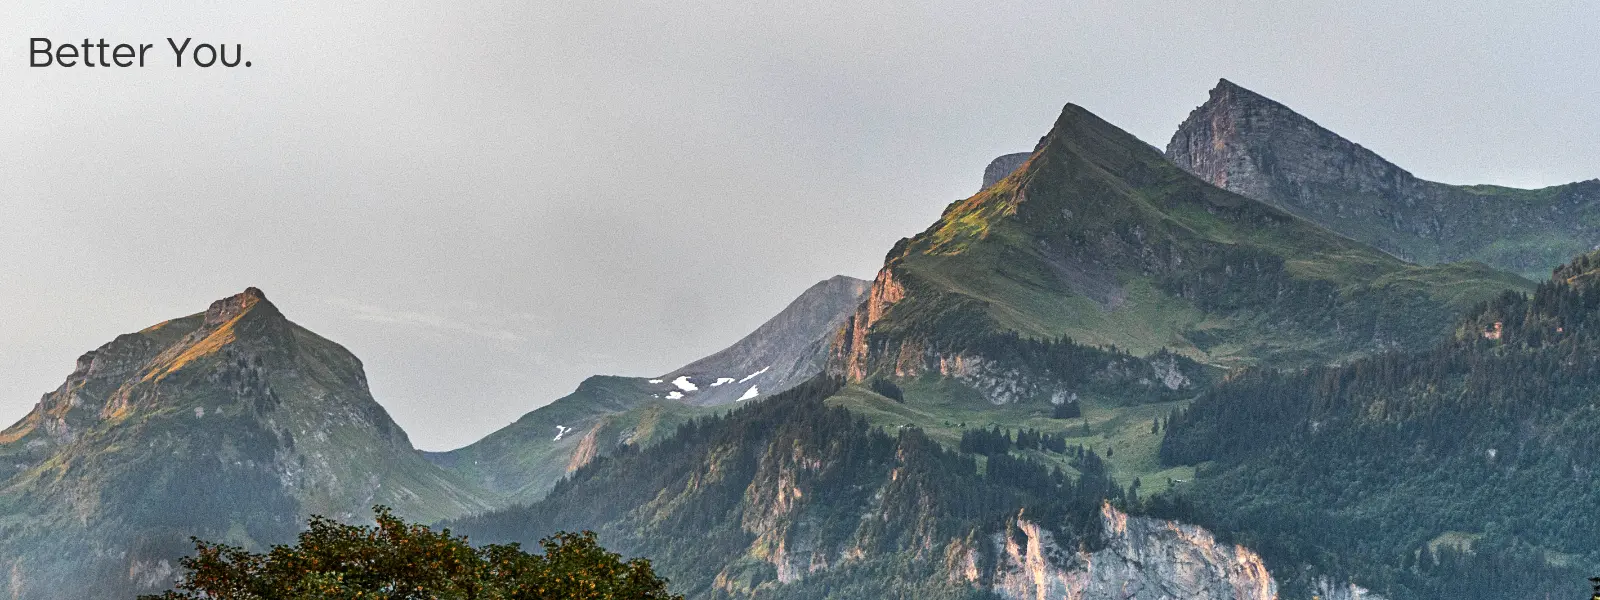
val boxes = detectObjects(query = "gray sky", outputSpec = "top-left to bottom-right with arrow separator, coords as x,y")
3,0 -> 1596,450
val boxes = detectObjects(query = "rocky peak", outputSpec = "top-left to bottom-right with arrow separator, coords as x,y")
1165,78 -> 1600,276
1166,78 -> 1413,208
203,287 -> 276,326
0,288 -> 495,599
981,153 -> 1032,191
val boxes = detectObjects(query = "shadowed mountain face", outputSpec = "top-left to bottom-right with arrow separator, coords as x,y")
1160,250 -> 1600,600
831,102 -> 1530,396
1167,79 -> 1600,279
427,276 -> 868,504
0,289 -> 494,600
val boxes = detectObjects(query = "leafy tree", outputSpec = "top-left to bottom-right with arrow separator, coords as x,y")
140,506 -> 680,600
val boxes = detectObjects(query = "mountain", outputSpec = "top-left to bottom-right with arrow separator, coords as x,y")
832,101 -> 1530,399
427,275 -> 868,504
449,378 -> 1373,600
656,275 -> 871,407
1167,79 -> 1600,279
439,99 -> 1563,600
1156,250 -> 1600,600
0,288 -> 494,600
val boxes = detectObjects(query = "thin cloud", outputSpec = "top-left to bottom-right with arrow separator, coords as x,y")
323,297 -> 523,343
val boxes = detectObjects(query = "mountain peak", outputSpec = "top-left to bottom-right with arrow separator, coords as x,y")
1208,79 -> 1278,106
659,274 -> 868,406
203,287 -> 278,327
1036,103 -> 1167,170
1167,80 -> 1600,276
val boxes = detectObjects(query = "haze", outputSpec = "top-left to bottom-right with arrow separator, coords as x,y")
2,0 -> 1596,449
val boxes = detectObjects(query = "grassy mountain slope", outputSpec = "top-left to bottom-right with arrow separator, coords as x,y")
0,289 -> 494,600
825,379 -> 1196,499
429,276 -> 867,504
1158,251 -> 1600,599
834,103 -> 1530,390
1168,79 -> 1600,280
424,376 -> 720,503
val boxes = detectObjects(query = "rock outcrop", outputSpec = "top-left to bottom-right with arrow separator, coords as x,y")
1167,79 -> 1600,278
987,504 -> 1380,600
834,266 -> 906,381
983,152 -> 1032,191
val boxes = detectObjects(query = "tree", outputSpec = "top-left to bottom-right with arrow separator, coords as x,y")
140,506 -> 681,600
868,378 -> 905,402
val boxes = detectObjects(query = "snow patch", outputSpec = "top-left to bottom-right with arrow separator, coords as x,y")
193,406 -> 204,418
711,377 -> 736,387
671,376 -> 699,392
738,386 -> 760,401
554,425 -> 572,441
666,391 -> 685,400
648,379 -> 663,384
738,366 -> 770,383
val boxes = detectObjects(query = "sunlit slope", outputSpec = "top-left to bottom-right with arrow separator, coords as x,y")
0,289 -> 494,600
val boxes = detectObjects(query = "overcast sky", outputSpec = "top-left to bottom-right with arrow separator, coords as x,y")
3,0 -> 1596,450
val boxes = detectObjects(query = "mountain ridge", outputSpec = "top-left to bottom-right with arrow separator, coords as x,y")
1167,78 -> 1600,278
832,101 -> 1530,397
426,275 -> 869,504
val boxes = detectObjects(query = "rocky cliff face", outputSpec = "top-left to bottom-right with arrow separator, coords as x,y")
1167,79 -> 1600,278
983,152 -> 1032,191
986,504 -> 1379,600
834,266 -> 906,381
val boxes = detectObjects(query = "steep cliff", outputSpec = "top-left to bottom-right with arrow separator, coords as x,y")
1167,79 -> 1600,279
0,289 -> 494,600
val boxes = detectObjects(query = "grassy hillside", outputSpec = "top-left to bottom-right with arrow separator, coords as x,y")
825,381 -> 1194,497
426,376 -> 720,503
